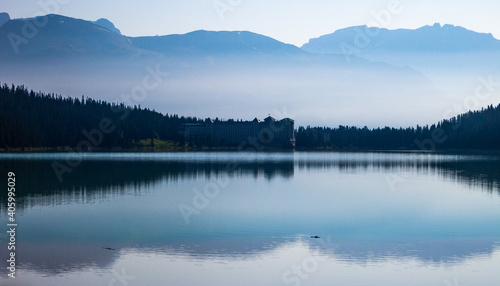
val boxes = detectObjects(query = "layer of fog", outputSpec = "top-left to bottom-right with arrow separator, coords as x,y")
1,55 -> 498,128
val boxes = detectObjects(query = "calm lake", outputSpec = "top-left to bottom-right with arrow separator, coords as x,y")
1,152 -> 500,286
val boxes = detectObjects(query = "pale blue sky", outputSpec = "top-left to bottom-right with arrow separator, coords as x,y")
3,0 -> 500,46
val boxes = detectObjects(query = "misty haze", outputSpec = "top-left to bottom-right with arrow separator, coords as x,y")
1,4 -> 500,286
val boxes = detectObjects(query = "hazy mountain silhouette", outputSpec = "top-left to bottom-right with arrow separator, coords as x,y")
302,23 -> 500,54
0,14 -> 153,59
0,14 -> 460,127
301,23 -> 500,74
301,23 -> 500,114
131,30 -> 304,56
0,12 -> 9,27
93,18 -> 121,35
0,14 -> 304,60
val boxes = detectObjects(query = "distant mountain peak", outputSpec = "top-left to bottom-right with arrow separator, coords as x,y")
0,14 -> 305,59
0,14 -> 137,58
93,18 -> 121,35
302,23 -> 500,54
0,12 -> 10,27
131,29 -> 304,56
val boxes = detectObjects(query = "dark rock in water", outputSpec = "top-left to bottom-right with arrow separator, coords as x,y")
311,236 -> 320,239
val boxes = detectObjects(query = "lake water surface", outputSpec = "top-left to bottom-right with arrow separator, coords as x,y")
1,152 -> 500,285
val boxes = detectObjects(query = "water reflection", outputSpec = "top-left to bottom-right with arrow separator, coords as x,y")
0,152 -> 499,211
0,152 -> 499,284
0,155 -> 295,211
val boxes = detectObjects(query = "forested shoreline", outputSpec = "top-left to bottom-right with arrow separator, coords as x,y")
1,83 -> 499,151
0,83 -> 201,150
295,103 -> 500,150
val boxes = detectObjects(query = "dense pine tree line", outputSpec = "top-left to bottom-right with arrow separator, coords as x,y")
296,104 -> 500,150
0,83 -> 201,149
1,83 -> 499,150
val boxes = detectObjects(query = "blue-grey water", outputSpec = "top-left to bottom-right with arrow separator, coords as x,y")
1,152 -> 500,286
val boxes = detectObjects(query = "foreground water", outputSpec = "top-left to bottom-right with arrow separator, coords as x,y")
0,152 -> 499,285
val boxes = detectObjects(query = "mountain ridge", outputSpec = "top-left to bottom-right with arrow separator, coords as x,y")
301,23 -> 500,54
130,29 -> 305,56
1,13 -> 493,127
0,12 -> 9,27
0,14 -> 143,59
3,13 -> 499,59
94,18 -> 121,35
0,14 -> 305,59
